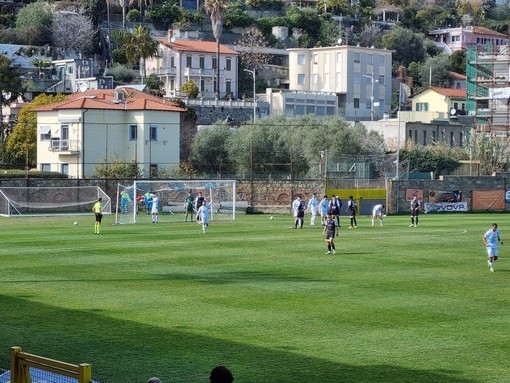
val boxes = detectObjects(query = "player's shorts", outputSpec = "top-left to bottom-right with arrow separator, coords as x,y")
326,232 -> 335,240
411,209 -> 420,217
95,213 -> 103,222
486,245 -> 499,258
186,204 -> 194,213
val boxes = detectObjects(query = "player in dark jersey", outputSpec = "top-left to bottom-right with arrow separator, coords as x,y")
323,214 -> 338,254
410,195 -> 421,227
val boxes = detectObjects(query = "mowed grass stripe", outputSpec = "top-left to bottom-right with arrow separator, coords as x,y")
0,213 -> 509,383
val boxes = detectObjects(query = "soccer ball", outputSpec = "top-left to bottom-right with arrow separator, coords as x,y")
74,221 -> 79,226
270,216 -> 274,220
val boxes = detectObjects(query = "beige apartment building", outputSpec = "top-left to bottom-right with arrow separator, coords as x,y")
288,45 -> 393,121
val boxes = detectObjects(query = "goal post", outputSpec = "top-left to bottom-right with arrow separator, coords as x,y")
0,186 -> 111,217
120,180 -> 237,224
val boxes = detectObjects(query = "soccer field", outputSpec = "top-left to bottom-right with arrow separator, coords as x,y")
0,213 -> 508,383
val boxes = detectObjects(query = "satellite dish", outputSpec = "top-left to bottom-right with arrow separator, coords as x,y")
337,38 -> 342,45
170,36 -> 176,43
2,92 -> 11,100
450,108 -> 457,116
79,82 -> 88,92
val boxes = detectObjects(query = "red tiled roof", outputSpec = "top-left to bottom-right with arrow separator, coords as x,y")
448,71 -> 467,80
468,26 -> 509,38
158,39 -> 239,55
429,86 -> 466,98
414,86 -> 466,98
32,87 -> 186,112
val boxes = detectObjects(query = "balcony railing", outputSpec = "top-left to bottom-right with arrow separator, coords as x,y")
49,139 -> 80,153
147,67 -> 177,76
184,67 -> 216,77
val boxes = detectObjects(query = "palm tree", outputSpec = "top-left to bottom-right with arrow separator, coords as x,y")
31,58 -> 51,79
205,0 -> 228,99
124,25 -> 159,83
118,0 -> 135,30
133,0 -> 153,23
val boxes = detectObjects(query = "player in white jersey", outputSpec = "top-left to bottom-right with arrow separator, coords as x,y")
196,200 -> 213,233
151,193 -> 159,223
482,223 -> 503,272
372,204 -> 385,227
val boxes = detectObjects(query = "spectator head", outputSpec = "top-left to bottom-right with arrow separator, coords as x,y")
209,366 -> 234,383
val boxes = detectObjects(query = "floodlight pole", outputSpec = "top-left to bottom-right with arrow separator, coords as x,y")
244,69 -> 256,123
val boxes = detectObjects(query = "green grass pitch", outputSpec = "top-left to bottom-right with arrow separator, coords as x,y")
0,213 -> 509,383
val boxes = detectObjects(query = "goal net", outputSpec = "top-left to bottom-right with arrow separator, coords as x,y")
0,186 -> 111,217
115,180 -> 237,224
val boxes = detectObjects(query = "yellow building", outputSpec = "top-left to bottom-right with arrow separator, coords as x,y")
34,87 -> 186,178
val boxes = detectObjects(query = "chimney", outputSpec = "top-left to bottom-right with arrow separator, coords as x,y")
168,29 -> 173,43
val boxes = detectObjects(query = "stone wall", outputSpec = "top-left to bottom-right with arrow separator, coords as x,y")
387,175 -> 510,214
2,175 -> 509,214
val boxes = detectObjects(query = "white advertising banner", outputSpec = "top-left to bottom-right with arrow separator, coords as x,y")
424,202 -> 468,213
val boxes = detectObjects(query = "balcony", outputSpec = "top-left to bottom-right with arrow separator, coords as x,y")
184,67 -> 216,77
49,139 -> 80,154
147,67 -> 177,76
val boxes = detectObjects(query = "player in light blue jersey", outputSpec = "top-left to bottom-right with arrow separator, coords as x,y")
483,223 -> 503,272
308,193 -> 319,226
319,195 -> 329,226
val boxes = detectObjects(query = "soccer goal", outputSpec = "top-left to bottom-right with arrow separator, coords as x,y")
0,186 -> 111,217
115,180 -> 237,224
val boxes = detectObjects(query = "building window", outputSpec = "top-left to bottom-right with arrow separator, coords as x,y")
225,80 -> 232,94
170,56 -> 175,68
313,54 -> 318,64
354,52 -> 360,63
150,125 -> 158,141
353,73 -> 360,84
414,130 -> 418,143
354,98 -> 359,108
200,79 -> 205,92
366,98 -> 371,109
450,131 -> 454,146
170,78 -> 175,91
41,163 -> 51,172
423,131 -> 427,145
61,163 -> 69,175
378,75 -> 384,85
432,130 -> 437,143
379,55 -> 385,65
459,131 -> 463,147
312,74 -> 318,86
225,58 -> 232,71
298,74 -> 305,85
212,57 -> 217,69
297,53 -> 305,65
129,124 -> 137,141
416,102 -> 429,111
39,126 -> 51,141
186,56 -> 192,68
367,54 -> 373,65
199,56 -> 205,69
336,52 -> 342,63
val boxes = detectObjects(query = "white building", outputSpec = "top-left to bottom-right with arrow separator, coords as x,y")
288,45 -> 393,121
146,32 -> 239,100
33,87 -> 186,178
